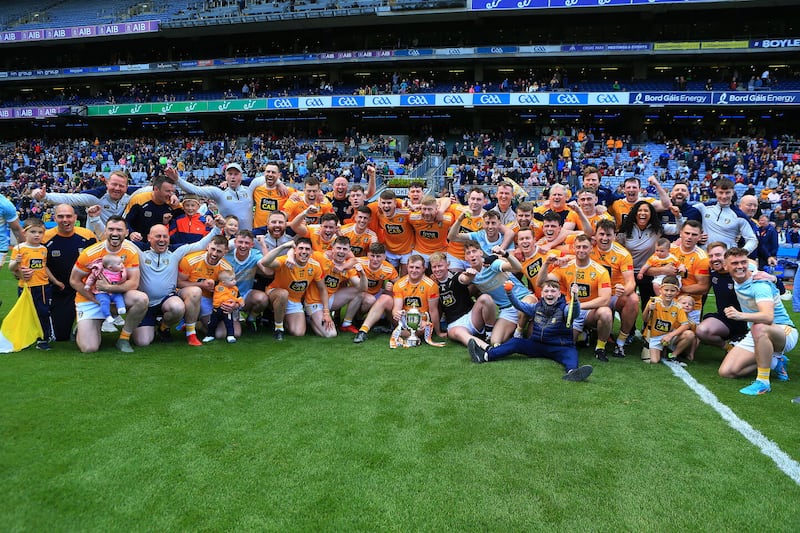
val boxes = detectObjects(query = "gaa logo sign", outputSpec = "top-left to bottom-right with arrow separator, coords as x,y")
552,93 -> 587,105
371,96 -> 392,105
478,94 -> 505,105
273,99 -> 294,108
403,95 -> 433,106
304,98 -> 325,107
407,49 -> 420,56
517,94 -> 541,104
336,97 -> 360,107
442,95 -> 465,104
596,93 -> 620,104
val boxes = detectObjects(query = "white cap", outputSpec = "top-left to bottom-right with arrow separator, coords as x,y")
226,163 -> 243,173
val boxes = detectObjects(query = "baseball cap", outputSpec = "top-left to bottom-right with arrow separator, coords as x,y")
226,163 -> 243,173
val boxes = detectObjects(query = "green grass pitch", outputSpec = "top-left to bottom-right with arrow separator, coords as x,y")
1,271 -> 799,531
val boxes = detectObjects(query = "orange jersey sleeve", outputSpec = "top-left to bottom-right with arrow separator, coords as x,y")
358,258 -> 398,295
590,243 -> 634,287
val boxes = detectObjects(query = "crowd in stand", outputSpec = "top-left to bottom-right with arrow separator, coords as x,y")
1,130 -> 799,401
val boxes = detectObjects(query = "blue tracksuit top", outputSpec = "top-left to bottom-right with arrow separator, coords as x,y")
507,290 -> 579,346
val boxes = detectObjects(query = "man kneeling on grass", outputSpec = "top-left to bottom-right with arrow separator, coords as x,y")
468,279 -> 593,382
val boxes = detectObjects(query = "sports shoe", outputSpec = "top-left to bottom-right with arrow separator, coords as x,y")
36,341 -> 51,351
158,327 -> 173,343
774,355 -> 790,382
353,330 -> 368,344
339,324 -> 359,334
116,339 -> 134,353
246,320 -> 258,334
612,343 -> 626,358
371,325 -> 393,335
186,334 -> 202,346
202,336 -> 215,343
227,336 -> 236,343
624,334 -> 635,346
594,348 -> 609,362
468,338 -> 486,363
563,365 -> 593,382
273,329 -> 284,341
792,396 -> 800,404
101,317 -> 118,333
175,319 -> 185,332
665,356 -> 687,367
513,328 -> 523,339
113,315 -> 126,327
739,380 -> 771,395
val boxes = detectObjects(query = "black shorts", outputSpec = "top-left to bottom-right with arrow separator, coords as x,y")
139,290 -> 179,327
701,311 -> 748,341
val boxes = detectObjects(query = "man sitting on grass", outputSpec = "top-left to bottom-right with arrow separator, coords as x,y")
467,279 -> 593,382
720,247 -> 798,396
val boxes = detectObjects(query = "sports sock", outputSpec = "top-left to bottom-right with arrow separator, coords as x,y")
359,325 -> 370,333
342,320 -> 352,327
185,322 -> 196,336
617,332 -> 629,346
757,367 -> 770,384
119,330 -> 131,341
274,321 -> 284,332
596,340 -> 607,351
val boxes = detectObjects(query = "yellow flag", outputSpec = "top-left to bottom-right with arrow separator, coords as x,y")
0,285 -> 44,353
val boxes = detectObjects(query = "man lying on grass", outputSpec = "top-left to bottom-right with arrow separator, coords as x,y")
468,279 -> 593,382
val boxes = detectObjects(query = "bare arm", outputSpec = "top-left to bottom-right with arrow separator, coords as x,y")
447,212 -> 467,243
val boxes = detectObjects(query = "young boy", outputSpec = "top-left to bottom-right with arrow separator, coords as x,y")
642,276 -> 694,364
638,237 -> 684,296
9,218 -> 63,350
202,270 -> 244,344
467,279 -> 593,382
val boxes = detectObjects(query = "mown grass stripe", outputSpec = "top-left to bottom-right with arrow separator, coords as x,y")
666,361 -> 800,486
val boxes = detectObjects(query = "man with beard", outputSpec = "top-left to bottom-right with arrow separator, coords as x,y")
133,216 -> 225,347
659,182 -> 702,240
43,204 -> 97,341
410,196 -> 454,266
125,174 -> 180,249
285,176 -> 335,227
369,190 -> 414,275
69,215 -> 149,353
252,162 -> 295,235
225,229 -> 270,333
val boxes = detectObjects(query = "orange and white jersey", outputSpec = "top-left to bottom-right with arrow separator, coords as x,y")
357,257 -> 398,295
582,211 -> 614,234
590,242 -> 634,287
305,252 -> 358,304
339,224 -> 378,257
671,245 -> 710,310
179,251 -> 233,298
517,247 -> 561,298
409,212 -> 453,255
74,240 -> 140,303
371,203 -> 415,255
446,205 -> 484,259
550,259 -> 611,304
645,299 -> 688,338
268,255 -> 324,303
252,184 -> 296,229
307,225 -> 336,253
12,243 -> 49,287
393,274 -> 439,314
283,196 -> 334,226
533,205 -> 581,229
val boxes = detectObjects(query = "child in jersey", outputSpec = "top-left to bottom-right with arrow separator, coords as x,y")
9,218 -> 63,350
637,237 -> 684,296
202,270 -> 244,344
642,276 -> 691,364
84,254 -> 128,332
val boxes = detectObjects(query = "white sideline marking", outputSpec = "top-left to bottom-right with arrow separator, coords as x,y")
666,362 -> 800,486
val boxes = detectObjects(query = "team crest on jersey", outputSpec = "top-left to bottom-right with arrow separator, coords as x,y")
52,250 -> 61,257
144,211 -> 153,218
590,271 -> 596,279
226,195 -> 234,200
